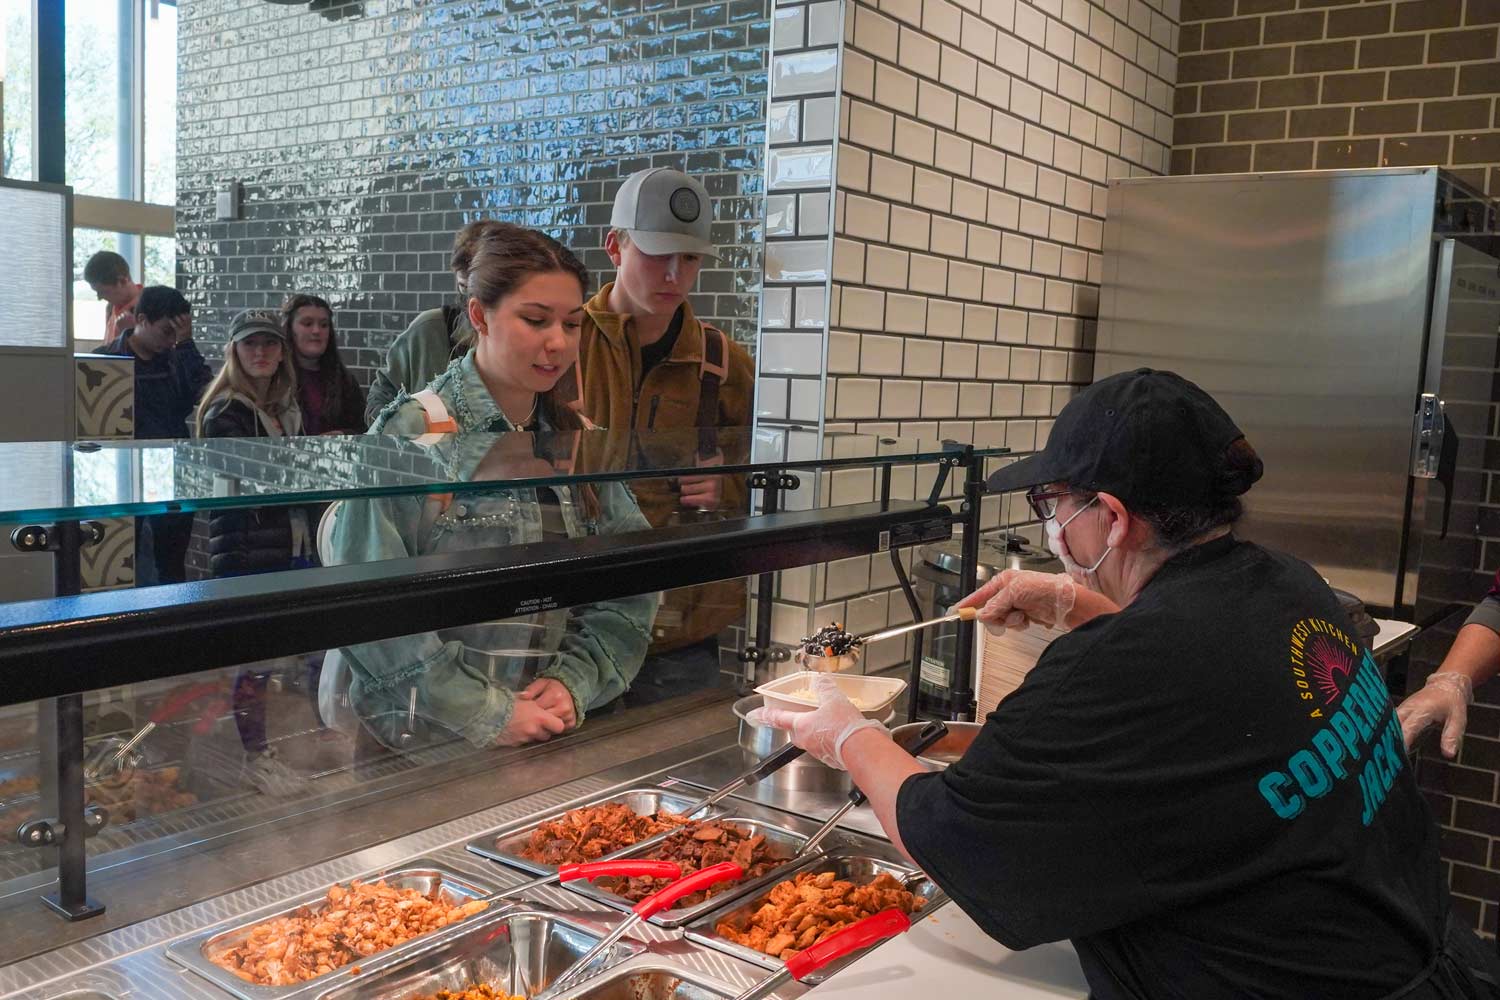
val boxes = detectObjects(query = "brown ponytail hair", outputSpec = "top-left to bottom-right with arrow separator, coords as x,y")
465,223 -> 600,520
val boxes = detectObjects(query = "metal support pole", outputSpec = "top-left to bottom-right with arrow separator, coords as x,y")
43,520 -> 104,920
949,448 -> 983,722
751,471 -> 782,682
35,0 -> 66,184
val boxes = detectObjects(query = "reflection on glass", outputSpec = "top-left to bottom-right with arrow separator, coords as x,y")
64,2 -> 123,199
1,1 -> 34,180
0,430 -> 994,524
325,425 -> 662,751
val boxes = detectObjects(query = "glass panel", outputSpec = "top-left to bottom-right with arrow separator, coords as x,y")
0,0 -> 33,181
72,227 -> 128,343
1,181 -> 67,348
142,1 -> 175,206
142,234 -> 174,286
0,580 -> 734,907
64,2 -> 125,199
0,430 -> 1003,524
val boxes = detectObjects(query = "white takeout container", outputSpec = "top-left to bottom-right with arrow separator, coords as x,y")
754,671 -> 906,718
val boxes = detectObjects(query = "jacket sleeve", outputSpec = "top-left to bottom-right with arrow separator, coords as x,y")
716,340 -> 756,517
327,406 -> 517,747
338,370 -> 370,433
538,482 -> 661,720
367,312 -> 445,425
171,341 -> 214,418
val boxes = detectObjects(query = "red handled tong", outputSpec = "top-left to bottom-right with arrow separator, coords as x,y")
731,908 -> 914,1000
539,861 -> 745,997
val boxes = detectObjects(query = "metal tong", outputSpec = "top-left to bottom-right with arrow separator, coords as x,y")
538,861 -> 745,998
730,908 -> 915,1000
499,858 -> 682,906
675,742 -> 806,819
798,720 -> 949,858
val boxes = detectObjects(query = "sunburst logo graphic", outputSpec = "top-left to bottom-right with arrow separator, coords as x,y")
1288,617 -> 1361,719
1307,634 -> 1355,705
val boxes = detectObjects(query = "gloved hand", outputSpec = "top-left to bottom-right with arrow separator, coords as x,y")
958,569 -> 1077,635
1398,671 -> 1474,759
746,673 -> 887,769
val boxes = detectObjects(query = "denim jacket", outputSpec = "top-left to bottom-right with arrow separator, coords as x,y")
326,354 -> 659,748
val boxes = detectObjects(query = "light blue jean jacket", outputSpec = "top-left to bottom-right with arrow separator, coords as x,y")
325,354 -> 660,748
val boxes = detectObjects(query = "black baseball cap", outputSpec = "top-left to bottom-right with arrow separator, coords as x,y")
986,368 -> 1261,508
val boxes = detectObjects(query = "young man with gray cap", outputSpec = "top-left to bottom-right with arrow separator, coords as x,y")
560,167 -> 754,698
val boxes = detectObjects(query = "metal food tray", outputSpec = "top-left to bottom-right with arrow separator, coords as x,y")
313,907 -> 645,999
467,786 -> 725,877
166,859 -> 498,1000
566,817 -> 811,929
544,957 -> 738,1000
683,850 -> 947,983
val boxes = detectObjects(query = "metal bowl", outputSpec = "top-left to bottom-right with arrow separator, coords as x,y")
734,695 -> 870,794
891,721 -> 983,769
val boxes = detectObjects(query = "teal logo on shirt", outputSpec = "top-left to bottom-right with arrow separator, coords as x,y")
1256,647 -> 1403,826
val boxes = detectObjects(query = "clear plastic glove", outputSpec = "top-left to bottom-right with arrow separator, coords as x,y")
958,569 -> 1077,636
1398,671 -> 1474,759
745,673 -> 886,769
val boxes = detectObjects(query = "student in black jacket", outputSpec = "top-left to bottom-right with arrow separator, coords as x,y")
194,309 -> 312,796
94,286 -> 211,583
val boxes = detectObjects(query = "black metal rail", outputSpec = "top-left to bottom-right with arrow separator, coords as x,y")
0,501 -> 953,707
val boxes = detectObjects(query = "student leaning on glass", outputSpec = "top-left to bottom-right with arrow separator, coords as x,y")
322,224 -> 659,751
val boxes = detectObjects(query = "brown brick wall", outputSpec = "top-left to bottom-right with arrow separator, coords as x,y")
1176,0 -> 1500,939
1174,0 -> 1500,195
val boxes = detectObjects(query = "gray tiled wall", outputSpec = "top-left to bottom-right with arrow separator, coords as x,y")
176,0 -> 772,382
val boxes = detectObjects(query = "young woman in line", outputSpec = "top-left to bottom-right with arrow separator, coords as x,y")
282,293 -> 367,435
325,224 -> 659,750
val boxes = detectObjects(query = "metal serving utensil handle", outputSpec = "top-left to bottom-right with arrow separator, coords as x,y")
504,859 -> 682,901
860,607 -> 976,646
798,720 -> 948,858
730,909 -> 914,1000
541,861 -> 745,997
679,742 -> 806,817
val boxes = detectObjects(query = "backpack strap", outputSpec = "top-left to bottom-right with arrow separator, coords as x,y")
695,324 -> 728,459
412,389 -> 458,445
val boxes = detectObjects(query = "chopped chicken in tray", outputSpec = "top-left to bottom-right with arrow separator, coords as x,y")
517,800 -> 693,866
715,869 -> 925,959
598,820 -> 793,907
417,988 -> 522,1000
209,878 -> 489,986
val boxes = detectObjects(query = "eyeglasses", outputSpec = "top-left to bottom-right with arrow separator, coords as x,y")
1025,486 -> 1073,521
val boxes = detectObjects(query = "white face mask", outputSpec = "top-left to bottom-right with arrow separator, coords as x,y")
1045,495 -> 1112,588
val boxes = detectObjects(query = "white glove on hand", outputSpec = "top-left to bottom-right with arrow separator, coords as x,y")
960,569 -> 1077,636
746,673 -> 886,770
1398,671 -> 1474,759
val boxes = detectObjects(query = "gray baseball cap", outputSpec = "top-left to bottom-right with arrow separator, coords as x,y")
611,168 -> 718,259
227,309 -> 287,344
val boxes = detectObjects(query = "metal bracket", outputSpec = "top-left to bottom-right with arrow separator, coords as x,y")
748,472 -> 800,492
10,521 -> 105,553
926,453 -> 964,507
17,807 -> 109,848
738,645 -> 791,666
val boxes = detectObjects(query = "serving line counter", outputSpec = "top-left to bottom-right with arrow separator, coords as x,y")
0,429 -> 1017,999
0,704 -> 1087,1000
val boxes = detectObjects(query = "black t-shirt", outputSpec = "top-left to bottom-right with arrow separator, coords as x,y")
637,307 -> 685,386
897,536 -> 1451,999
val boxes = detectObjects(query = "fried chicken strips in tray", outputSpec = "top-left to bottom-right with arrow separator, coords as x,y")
685,853 -> 943,983
167,860 -> 495,998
